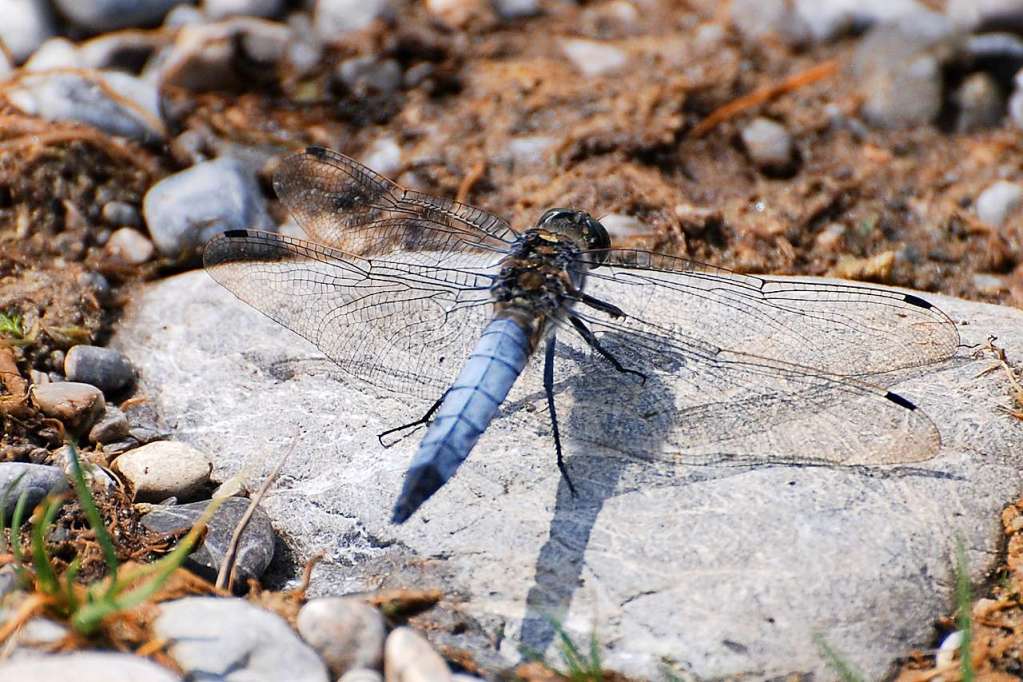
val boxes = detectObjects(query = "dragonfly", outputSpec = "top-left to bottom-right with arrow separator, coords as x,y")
203,146 -> 961,524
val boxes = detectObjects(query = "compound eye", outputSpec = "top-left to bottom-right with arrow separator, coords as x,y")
537,208 -> 576,227
584,216 -> 611,264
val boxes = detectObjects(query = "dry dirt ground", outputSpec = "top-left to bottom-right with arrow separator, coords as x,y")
1,1 -> 1022,678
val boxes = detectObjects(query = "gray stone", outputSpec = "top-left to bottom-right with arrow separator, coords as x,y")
31,382 -> 105,433
384,627 -> 452,682
0,612 -> 69,658
337,56 -> 403,96
0,0 -> 55,63
600,213 -> 649,239
740,116 -> 795,172
0,566 -> 17,597
5,70 -> 165,143
155,597 -> 328,681
341,670 -> 383,682
852,12 -> 958,128
102,200 -> 142,228
23,37 -> 78,71
164,4 -> 205,27
314,0 -> 393,40
106,227 -> 156,264
78,31 -> 164,72
560,38 -> 627,77
65,344 -> 136,393
0,463 -> 67,522
501,135 -> 556,168
115,441 -> 212,502
947,0 -> 1023,32
78,271 -> 112,303
141,496 -> 274,583
297,597 -> 386,676
112,270 -> 1023,679
0,652 -> 181,681
976,180 -> 1023,228
89,406 -> 131,444
731,0 -> 929,44
143,157 -> 273,259
492,0 -> 539,20
53,0 -> 188,32
204,0 -> 285,20
954,72 -> 1006,132
149,18 -> 292,92
361,137 -> 403,178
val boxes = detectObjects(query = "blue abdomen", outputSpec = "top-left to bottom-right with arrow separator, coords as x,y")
392,317 -> 531,523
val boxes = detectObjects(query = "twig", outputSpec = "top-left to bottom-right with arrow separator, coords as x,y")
215,433 -> 300,591
976,336 -> 1023,419
690,59 -> 839,138
455,160 -> 486,204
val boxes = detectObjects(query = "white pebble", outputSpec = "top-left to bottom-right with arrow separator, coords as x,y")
976,180 -> 1023,229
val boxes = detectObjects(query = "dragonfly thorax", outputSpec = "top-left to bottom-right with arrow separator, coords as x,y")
491,228 -> 592,349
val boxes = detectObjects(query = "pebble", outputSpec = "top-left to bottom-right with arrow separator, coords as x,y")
24,37 -> 79,71
341,671 -> 384,682
78,271 -> 112,303
600,213 -> 649,239
5,70 -> 165,143
0,566 -> 17,598
88,406 -> 131,444
105,227 -> 156,264
502,135 -> 556,168
1011,68 -> 1023,129
337,56 -> 403,96
31,382 -> 106,433
0,652 -> 182,682
114,441 -> 212,502
52,0 -> 188,33
314,0 -> 393,40
731,0 -> 930,44
0,462 -> 68,522
143,156 -> 273,259
152,18 -> 292,91
384,627 -> 452,682
0,612 -> 69,658
141,496 -> 274,583
164,4 -> 205,27
155,597 -> 328,681
0,0 -> 55,63
973,273 -> 1008,295
740,117 -> 795,173
493,0 -> 539,20
852,12 -> 957,128
204,0 -> 285,20
560,38 -> 628,77
954,72 -> 1006,132
976,180 -> 1023,228
101,200 -> 142,227
361,137 -> 403,177
64,345 -> 136,393
947,0 -> 1023,32
297,597 -> 386,676
815,222 -> 847,251
78,31 -> 164,72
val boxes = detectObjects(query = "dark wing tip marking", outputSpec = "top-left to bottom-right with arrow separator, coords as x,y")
902,293 -> 933,309
305,145 -> 328,159
884,391 -> 918,411
222,229 -> 250,239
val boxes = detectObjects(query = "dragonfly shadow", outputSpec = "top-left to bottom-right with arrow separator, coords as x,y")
518,335 -> 679,660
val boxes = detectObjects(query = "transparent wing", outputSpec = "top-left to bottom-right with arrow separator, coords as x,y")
203,230 -> 496,399
549,249 -> 961,468
272,146 -> 517,266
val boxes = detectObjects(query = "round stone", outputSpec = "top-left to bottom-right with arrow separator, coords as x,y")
113,441 -> 213,501
297,597 -> 386,676
64,345 -> 136,394
31,382 -> 106,433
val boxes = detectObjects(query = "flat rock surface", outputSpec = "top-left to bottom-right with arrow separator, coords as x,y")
113,270 -> 1023,680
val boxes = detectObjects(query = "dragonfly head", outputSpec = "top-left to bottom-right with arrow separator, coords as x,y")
536,208 -> 611,265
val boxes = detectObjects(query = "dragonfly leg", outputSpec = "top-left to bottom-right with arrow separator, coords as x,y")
568,315 -> 647,384
544,335 -> 577,497
377,390 -> 448,447
578,293 -> 626,319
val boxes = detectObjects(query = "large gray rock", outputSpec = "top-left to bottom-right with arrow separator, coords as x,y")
0,651 -> 181,681
53,0 -> 187,32
112,270 -> 1023,680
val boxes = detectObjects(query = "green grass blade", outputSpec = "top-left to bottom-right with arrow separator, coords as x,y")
64,441 -> 119,582
29,496 -> 64,597
0,472 -> 28,554
813,632 -> 866,682
71,496 -> 225,634
62,555 -> 82,611
9,490 -> 29,566
955,538 -> 974,682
